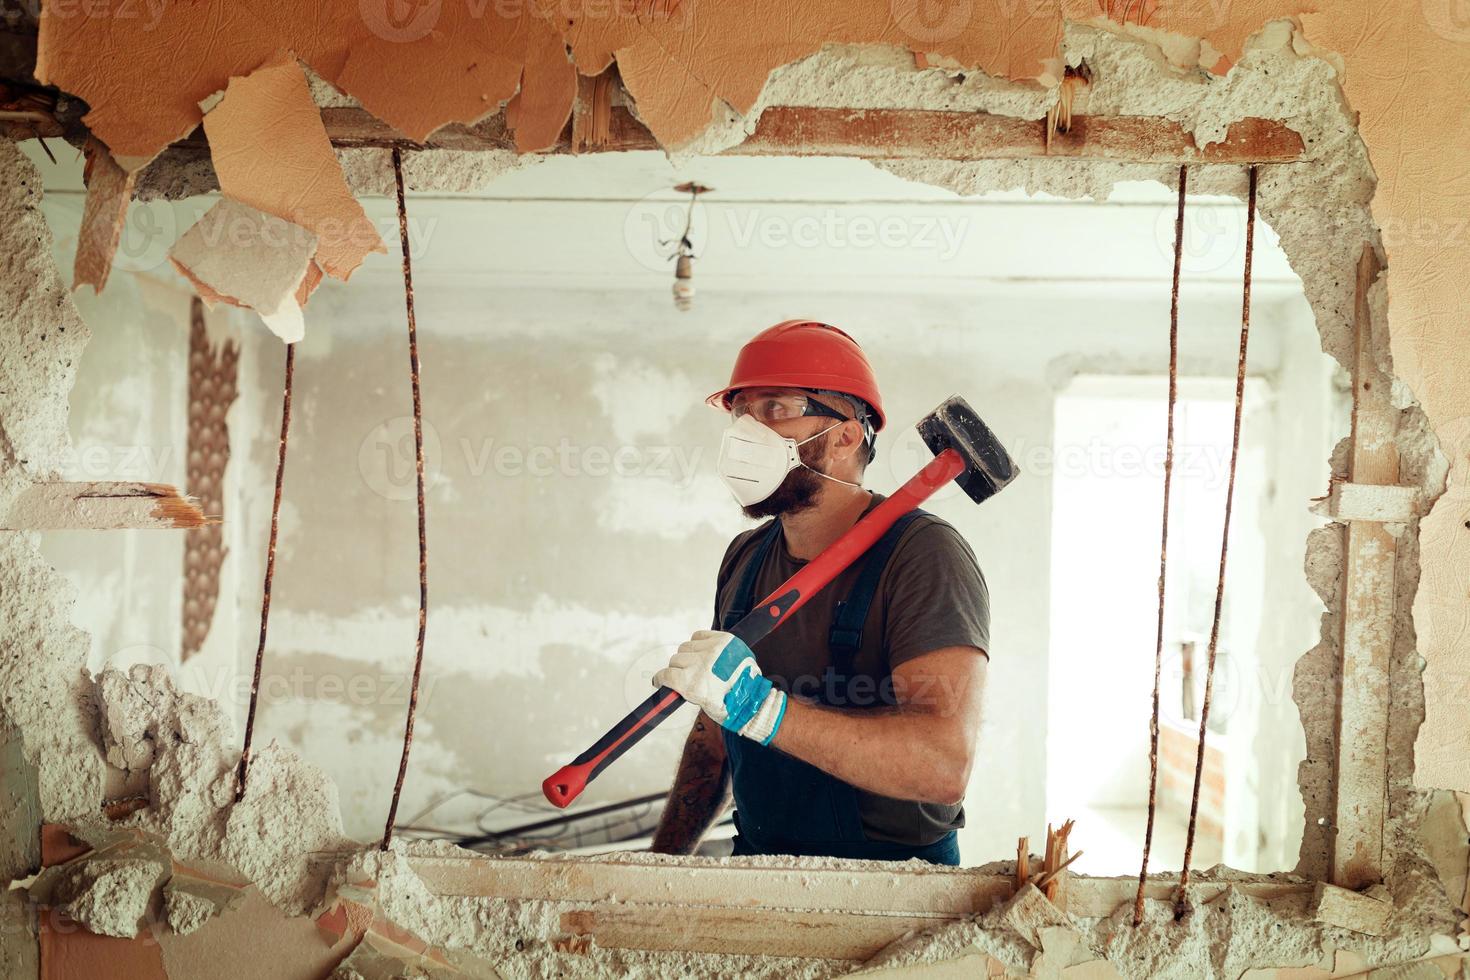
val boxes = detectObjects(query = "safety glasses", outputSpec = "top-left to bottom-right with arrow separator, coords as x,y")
730,389 -> 852,425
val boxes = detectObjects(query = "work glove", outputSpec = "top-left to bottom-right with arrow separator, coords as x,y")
653,630 -> 787,745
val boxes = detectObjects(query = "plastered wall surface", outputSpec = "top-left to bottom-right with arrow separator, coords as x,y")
2,6 -> 1469,980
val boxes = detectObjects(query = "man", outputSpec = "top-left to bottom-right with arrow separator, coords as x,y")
650,319 -> 990,865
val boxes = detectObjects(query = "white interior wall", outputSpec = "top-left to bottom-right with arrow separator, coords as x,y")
27,143 -> 1335,866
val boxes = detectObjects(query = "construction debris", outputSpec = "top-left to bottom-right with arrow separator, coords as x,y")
17,831 -> 168,939
163,866 -> 248,935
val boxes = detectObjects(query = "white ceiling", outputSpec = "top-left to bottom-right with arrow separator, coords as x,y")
25,143 -> 1302,298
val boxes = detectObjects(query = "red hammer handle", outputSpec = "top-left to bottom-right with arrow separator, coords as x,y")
541,448 -> 967,809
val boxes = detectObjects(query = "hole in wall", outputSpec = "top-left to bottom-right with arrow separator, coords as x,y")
21,141 -> 1350,875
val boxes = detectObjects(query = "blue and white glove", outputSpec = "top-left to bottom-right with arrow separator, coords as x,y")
654,630 -> 787,745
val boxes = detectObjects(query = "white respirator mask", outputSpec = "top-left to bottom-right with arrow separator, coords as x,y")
716,413 -> 859,507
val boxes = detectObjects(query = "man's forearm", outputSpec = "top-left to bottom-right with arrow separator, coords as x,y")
766,647 -> 987,805
769,700 -> 972,804
650,712 -> 731,854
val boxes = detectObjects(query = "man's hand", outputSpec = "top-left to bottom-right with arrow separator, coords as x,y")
654,630 -> 787,745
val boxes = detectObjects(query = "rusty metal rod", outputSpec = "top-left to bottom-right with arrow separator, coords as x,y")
1135,164 -> 1187,927
235,342 -> 295,801
1176,165 -> 1257,917
381,146 -> 431,851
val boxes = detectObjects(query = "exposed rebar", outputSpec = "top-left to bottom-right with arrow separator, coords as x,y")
381,146 -> 431,851
1176,165 -> 1257,918
235,342 -> 295,802
1134,163 -> 1187,927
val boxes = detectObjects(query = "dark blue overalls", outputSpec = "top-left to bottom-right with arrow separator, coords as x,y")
718,513 -> 961,865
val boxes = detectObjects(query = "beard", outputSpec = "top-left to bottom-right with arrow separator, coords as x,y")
741,432 -> 831,520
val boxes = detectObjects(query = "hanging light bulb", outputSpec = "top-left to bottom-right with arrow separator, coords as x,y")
666,181 -> 711,312
673,252 -> 695,311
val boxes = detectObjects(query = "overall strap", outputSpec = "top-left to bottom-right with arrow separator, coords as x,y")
827,510 -> 927,673
721,520 -> 784,630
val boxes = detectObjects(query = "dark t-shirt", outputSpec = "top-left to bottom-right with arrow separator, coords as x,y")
712,493 -> 991,846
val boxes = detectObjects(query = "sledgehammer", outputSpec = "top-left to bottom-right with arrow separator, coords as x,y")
541,395 -> 1017,808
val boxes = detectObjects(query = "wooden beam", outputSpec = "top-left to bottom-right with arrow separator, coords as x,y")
0,481 -> 211,530
155,104 -> 1305,165
727,107 -> 1306,164
1332,245 -> 1397,891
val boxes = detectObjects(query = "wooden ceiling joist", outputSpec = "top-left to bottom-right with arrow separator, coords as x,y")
160,104 -> 1305,166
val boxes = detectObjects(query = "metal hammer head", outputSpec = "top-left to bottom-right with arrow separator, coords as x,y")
918,395 -> 1017,504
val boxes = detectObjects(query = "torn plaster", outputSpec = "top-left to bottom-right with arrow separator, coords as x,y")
169,198 -> 318,343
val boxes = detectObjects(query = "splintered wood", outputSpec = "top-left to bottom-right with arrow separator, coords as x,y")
0,481 -> 209,530
1014,820 -> 1079,909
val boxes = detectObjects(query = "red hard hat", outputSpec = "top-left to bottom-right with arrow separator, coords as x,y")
706,320 -> 886,430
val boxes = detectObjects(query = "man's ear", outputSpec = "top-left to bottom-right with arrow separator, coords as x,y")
835,419 -> 866,461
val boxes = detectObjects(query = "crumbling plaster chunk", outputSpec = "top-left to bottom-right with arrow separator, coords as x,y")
223,741 -> 351,914
97,664 -> 231,774
163,880 -> 218,936
49,855 -> 168,939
